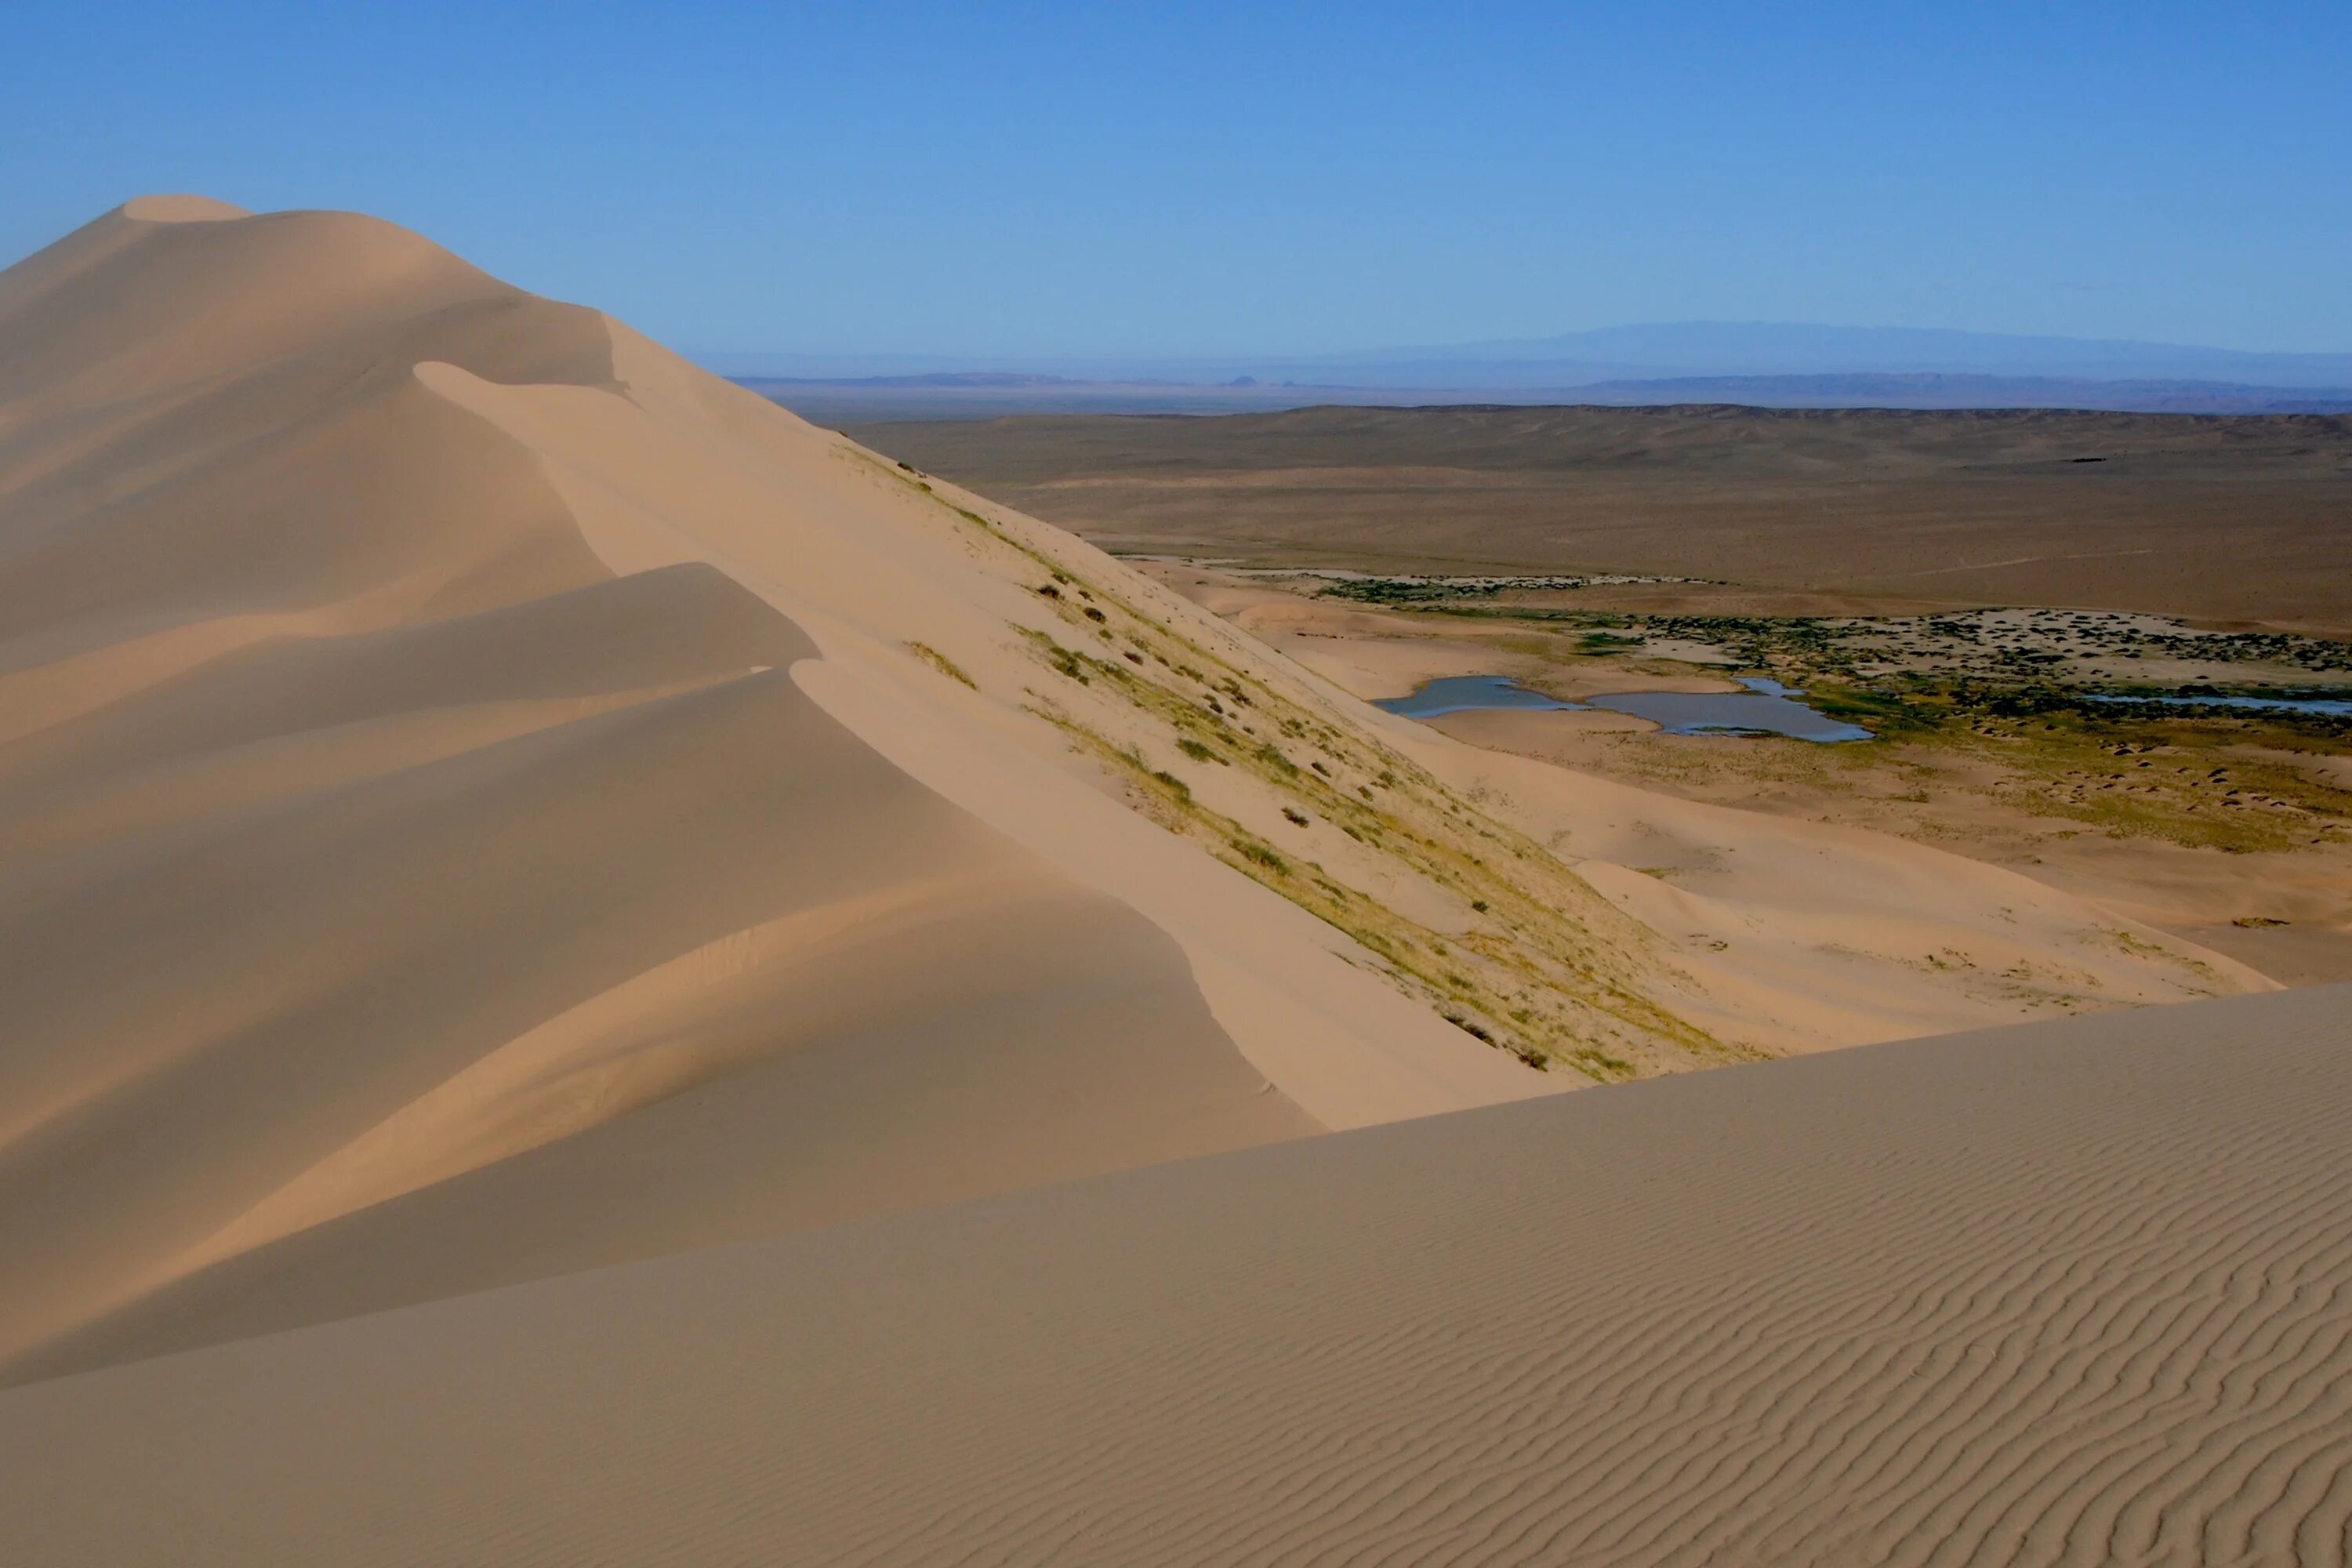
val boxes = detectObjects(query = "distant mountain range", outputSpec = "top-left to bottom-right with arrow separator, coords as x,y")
710,322 -> 2352,418
1319,322 -> 2352,389
1563,373 -> 2352,416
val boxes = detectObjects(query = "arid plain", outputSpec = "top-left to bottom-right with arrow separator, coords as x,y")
851,407 -> 2352,985
847,404 -> 2352,629
4,201 -> 2350,1565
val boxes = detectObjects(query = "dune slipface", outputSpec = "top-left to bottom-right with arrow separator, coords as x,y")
0,199 -> 1334,1379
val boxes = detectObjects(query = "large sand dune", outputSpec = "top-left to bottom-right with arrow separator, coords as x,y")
5,982 -> 2348,1565
0,199 -> 2273,1396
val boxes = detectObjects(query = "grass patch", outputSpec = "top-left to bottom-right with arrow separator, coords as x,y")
1234,837 -> 1289,873
906,641 -> 976,689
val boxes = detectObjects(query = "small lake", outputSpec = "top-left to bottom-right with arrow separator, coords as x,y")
1376,675 -> 1873,742
1372,676 -> 1584,719
2091,692 -> 2352,717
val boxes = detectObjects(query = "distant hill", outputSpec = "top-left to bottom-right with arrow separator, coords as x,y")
1313,322 -> 2352,390
1566,372 -> 2352,415
706,321 -> 2352,401
750,369 -> 2352,422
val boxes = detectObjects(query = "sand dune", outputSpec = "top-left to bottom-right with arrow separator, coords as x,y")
0,198 -> 2273,1392
5,983 -> 2348,1565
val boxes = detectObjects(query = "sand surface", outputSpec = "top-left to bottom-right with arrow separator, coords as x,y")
0,199 -> 1503,1380
0,198 -> 2315,1548
5,982 -> 2349,1566
0,198 -> 2279,1378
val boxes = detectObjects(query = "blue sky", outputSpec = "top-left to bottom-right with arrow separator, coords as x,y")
4,2 -> 2346,356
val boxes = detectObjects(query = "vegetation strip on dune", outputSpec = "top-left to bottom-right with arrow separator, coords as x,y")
860,451 -> 1730,1080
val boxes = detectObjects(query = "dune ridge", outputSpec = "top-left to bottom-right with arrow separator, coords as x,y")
4,983 -> 2348,1565
0,199 -> 2268,1385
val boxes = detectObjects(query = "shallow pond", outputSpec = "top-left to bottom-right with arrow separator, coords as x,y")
1370,675 -> 1584,719
2091,692 -> 2352,717
1376,675 -> 1873,742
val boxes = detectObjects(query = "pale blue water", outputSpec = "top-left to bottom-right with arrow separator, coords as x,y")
1588,677 -> 1874,742
1376,675 -> 1872,742
2091,692 -> 2352,716
1373,676 -> 1582,719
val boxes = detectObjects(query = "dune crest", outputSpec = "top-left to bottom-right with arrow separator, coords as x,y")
0,199 -> 2265,1385
116,194 -> 250,223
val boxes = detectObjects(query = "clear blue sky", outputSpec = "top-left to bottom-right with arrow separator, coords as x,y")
5,2 -> 2346,356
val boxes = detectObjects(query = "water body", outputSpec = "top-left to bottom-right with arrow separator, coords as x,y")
1376,674 -> 1872,742
1372,676 -> 1584,719
1589,677 -> 1875,742
2091,691 -> 2352,717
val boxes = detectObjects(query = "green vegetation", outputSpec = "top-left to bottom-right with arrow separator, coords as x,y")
905,641 -> 976,690
864,444 -> 1754,1081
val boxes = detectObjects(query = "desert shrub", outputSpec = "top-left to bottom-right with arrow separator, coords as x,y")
1234,838 -> 1288,874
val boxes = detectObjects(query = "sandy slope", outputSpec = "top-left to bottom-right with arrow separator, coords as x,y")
0,199 -> 1334,1380
5,982 -> 2347,1566
0,198 -> 2270,1384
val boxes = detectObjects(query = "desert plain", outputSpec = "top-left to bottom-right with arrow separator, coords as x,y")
1,199 -> 2348,1565
854,406 -> 2352,985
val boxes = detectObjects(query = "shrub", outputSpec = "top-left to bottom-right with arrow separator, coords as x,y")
1234,838 -> 1288,874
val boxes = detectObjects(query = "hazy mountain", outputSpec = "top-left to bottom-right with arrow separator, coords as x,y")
703,323 -> 2352,394
1341,322 -> 2352,387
